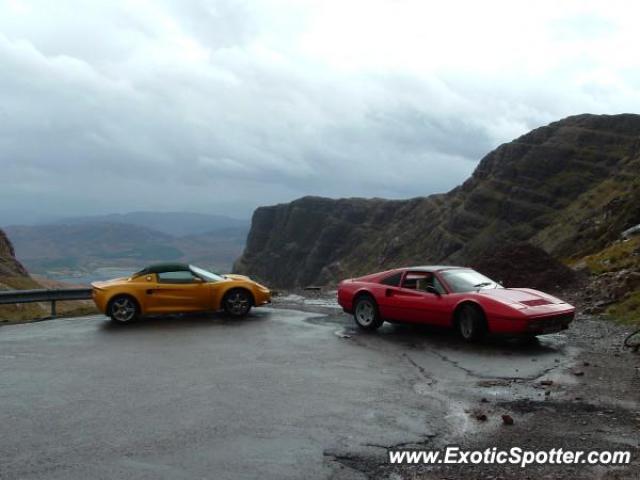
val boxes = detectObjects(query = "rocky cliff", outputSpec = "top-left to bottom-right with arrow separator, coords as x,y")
234,114 -> 640,291
0,229 -> 32,285
0,228 -> 43,321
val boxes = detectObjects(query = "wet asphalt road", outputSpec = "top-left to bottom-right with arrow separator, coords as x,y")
0,308 -> 575,479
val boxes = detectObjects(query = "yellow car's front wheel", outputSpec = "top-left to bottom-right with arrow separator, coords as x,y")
223,289 -> 253,318
108,295 -> 140,323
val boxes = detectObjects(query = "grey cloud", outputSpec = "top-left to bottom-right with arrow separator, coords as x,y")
1,0 -> 639,225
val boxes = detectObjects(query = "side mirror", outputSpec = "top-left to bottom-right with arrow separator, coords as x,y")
425,285 -> 441,296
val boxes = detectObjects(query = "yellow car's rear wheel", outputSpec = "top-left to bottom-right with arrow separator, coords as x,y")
223,289 -> 253,318
108,295 -> 139,323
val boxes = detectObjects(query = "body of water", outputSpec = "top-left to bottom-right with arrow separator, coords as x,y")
43,267 -> 137,286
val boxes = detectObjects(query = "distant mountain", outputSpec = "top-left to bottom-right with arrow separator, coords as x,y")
5,222 -> 248,280
54,211 -> 249,237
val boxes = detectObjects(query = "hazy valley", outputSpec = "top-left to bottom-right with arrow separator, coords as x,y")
3,212 -> 248,285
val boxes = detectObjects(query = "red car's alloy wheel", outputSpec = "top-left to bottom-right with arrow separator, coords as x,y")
354,296 -> 383,330
457,304 -> 485,341
356,300 -> 375,326
459,310 -> 474,338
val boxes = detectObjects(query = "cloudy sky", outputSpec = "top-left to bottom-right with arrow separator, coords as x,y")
1,0 -> 639,223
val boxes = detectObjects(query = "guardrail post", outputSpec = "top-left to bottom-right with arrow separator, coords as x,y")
51,300 -> 57,319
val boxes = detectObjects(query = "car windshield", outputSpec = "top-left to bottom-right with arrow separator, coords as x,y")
189,265 -> 225,282
440,269 -> 501,293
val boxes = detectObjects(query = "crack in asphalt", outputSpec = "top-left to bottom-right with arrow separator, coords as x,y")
401,352 -> 436,384
427,348 -> 480,377
323,435 -> 440,479
338,320 -> 573,385
323,451 -> 372,478
363,434 -> 438,450
428,348 -> 569,382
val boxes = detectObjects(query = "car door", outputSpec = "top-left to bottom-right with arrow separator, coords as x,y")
376,271 -> 405,320
388,271 -> 450,326
145,270 -> 212,313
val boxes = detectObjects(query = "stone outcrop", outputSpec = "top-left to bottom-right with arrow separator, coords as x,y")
469,243 -> 579,292
0,228 -> 43,321
0,229 -> 30,282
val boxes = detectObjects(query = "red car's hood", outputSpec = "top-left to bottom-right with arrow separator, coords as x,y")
478,288 -> 567,306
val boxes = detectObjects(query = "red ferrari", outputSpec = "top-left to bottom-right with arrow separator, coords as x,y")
337,266 -> 575,341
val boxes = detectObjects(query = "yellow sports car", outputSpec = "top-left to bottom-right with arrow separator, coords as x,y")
91,263 -> 271,323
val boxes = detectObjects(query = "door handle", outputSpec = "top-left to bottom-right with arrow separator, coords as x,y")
385,288 -> 394,297
146,289 -> 154,295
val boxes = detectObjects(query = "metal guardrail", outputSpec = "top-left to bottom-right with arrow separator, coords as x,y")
0,288 -> 92,318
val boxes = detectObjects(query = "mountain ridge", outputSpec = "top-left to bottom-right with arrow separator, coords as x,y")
49,211 -> 249,237
234,113 -> 640,289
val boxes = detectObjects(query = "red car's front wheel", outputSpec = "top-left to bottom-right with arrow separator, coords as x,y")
353,295 -> 383,331
456,304 -> 487,341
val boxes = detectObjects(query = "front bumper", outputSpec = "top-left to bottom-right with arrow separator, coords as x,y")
254,289 -> 272,306
489,309 -> 575,335
524,312 -> 574,334
91,288 -> 108,313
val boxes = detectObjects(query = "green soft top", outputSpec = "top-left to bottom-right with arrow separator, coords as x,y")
134,263 -> 191,276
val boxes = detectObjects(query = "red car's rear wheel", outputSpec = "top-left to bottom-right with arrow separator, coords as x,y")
353,295 -> 383,331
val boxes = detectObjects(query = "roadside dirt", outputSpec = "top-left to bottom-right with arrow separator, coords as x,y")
390,317 -> 640,480
273,291 -> 640,479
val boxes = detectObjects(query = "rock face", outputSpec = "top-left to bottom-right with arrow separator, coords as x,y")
235,114 -> 640,288
469,243 -> 579,292
0,229 -> 30,281
583,270 -> 640,311
0,228 -> 43,321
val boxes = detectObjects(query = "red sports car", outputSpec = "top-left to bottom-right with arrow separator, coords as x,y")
337,266 -> 575,341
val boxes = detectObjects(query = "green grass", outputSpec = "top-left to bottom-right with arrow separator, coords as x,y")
533,166 -> 640,258
0,275 -> 42,290
581,237 -> 640,274
606,290 -> 640,325
0,275 -> 45,322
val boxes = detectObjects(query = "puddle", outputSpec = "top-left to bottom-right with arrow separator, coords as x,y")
412,379 -> 476,439
334,330 -> 352,339
276,293 -> 342,309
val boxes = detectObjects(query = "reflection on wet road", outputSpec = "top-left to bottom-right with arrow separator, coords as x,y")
0,308 -> 576,480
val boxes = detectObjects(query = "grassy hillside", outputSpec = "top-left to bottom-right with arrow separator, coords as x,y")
54,211 -> 248,236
